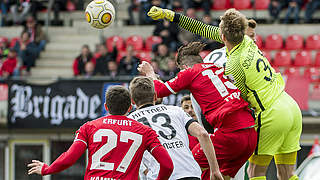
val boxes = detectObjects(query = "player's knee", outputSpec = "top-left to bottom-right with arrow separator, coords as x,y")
247,162 -> 268,178
276,164 -> 295,180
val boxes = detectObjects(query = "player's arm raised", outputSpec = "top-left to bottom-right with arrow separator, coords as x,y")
147,6 -> 223,43
138,61 -> 192,98
188,122 -> 224,180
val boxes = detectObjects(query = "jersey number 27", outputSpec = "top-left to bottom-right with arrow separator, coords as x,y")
91,129 -> 142,173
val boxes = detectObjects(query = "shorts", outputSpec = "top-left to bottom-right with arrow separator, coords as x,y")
254,92 -> 302,155
192,127 -> 257,177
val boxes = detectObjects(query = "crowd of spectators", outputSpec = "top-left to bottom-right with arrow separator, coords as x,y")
268,0 -> 320,23
0,15 -> 46,78
0,0 -> 83,26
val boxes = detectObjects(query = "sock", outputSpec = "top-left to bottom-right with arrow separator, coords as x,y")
250,176 -> 266,180
289,175 -> 299,180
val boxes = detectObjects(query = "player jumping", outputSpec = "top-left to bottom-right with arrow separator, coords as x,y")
138,42 -> 257,179
128,76 -> 223,180
27,86 -> 174,180
147,7 -> 302,180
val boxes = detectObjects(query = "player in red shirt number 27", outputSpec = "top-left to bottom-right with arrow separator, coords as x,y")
27,86 -> 174,180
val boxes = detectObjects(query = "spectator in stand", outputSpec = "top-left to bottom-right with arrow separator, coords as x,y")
10,0 -> 31,25
84,61 -> 95,78
305,0 -> 320,23
119,45 -> 140,76
73,44 -> 95,76
52,0 -> 66,25
0,38 -> 9,59
152,43 -> 171,72
169,0 -> 185,10
14,31 -> 38,75
93,44 -> 117,76
128,0 -> 147,25
178,11 -> 198,45
284,0 -> 303,24
0,0 -> 10,26
268,0 -> 286,23
153,20 -> 180,51
150,61 -> 165,79
186,0 -> 211,16
23,16 -> 46,56
164,58 -> 178,78
106,61 -> 125,78
0,48 -> 17,78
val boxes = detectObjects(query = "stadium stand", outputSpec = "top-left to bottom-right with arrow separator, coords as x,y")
265,34 -> 283,50
274,50 -> 292,66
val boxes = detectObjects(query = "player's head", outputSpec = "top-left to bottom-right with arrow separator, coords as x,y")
104,86 -> 132,115
180,95 -> 197,121
246,19 -> 257,41
219,8 -> 247,46
129,76 -> 157,107
176,42 -> 205,69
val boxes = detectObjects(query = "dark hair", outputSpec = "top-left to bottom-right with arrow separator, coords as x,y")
176,42 -> 205,67
105,86 -> 131,115
20,31 -> 30,38
220,8 -> 247,46
129,76 -> 155,107
180,95 -> 191,105
248,19 -> 257,29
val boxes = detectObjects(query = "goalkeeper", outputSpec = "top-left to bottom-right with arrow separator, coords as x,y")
147,7 -> 302,180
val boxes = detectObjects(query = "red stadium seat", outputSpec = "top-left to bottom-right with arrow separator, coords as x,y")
233,0 -> 251,9
262,50 -> 272,62
136,51 -> 152,62
315,52 -> 320,67
199,51 -> 210,59
285,75 -> 309,110
273,50 -> 291,66
9,37 -> 20,48
294,51 -> 312,66
255,0 -> 270,9
284,67 -> 301,77
255,34 -> 263,49
145,36 -> 162,51
310,84 -> 320,100
106,36 -> 125,52
212,0 -> 231,9
126,35 -> 144,51
304,67 -> 320,82
285,34 -> 304,50
306,34 -> 320,50
265,34 -> 283,50
116,50 -> 127,63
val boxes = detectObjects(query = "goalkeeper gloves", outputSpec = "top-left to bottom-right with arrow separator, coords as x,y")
147,6 -> 175,22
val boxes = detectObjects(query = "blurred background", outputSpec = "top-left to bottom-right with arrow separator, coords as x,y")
0,0 -> 319,179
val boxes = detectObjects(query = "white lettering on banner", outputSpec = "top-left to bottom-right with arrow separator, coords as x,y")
10,84 -> 101,125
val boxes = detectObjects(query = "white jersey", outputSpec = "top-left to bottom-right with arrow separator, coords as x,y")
129,104 -> 201,180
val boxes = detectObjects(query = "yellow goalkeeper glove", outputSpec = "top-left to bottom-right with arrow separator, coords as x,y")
147,6 -> 175,22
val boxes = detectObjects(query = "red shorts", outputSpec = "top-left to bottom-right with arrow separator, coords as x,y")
192,127 -> 257,177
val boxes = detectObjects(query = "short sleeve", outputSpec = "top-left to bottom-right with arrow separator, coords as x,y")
165,68 -> 193,93
177,107 -> 196,134
74,123 -> 88,146
145,128 -> 162,153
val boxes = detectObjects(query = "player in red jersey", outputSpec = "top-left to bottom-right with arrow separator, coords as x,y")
27,86 -> 174,180
138,42 -> 257,179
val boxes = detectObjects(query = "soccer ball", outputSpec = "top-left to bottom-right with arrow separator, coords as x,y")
85,0 -> 115,29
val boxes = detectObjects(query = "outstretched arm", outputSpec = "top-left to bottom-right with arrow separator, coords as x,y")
147,6 -> 223,43
28,141 -> 86,176
188,122 -> 224,180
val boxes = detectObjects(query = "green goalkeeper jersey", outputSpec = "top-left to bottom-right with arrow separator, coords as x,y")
174,14 -> 285,113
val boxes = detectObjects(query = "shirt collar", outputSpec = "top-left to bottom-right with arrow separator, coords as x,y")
226,41 -> 242,58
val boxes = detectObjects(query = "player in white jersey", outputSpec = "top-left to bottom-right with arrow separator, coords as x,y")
129,76 -> 224,180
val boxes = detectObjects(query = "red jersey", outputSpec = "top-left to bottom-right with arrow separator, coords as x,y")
154,63 -> 250,130
75,115 -> 161,180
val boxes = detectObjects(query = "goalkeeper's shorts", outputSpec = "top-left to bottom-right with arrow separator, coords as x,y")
192,127 -> 257,177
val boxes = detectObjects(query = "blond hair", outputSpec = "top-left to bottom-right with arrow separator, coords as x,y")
220,9 -> 248,46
